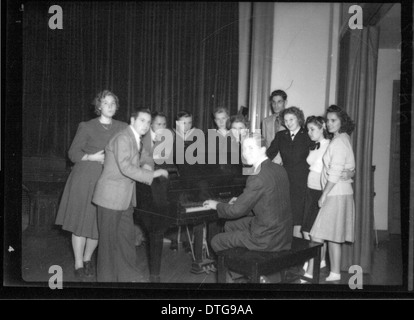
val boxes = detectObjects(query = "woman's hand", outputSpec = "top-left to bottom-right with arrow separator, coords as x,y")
340,169 -> 355,181
203,200 -> 219,210
142,164 -> 153,171
318,194 -> 327,208
86,150 -> 105,164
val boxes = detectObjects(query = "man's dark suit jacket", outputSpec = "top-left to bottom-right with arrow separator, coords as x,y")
216,159 -> 292,252
266,128 -> 313,225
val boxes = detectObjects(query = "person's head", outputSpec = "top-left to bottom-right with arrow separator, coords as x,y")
325,105 -> 355,136
270,90 -> 288,114
176,110 -> 193,134
130,108 -> 152,136
305,116 -> 330,142
242,133 -> 266,166
213,107 -> 230,130
93,90 -> 120,118
151,111 -> 167,133
230,114 -> 248,131
281,106 -> 305,132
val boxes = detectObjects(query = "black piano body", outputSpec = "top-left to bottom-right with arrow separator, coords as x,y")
134,161 -> 248,282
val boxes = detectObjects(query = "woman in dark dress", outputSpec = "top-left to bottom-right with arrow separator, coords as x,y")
55,90 -> 128,279
266,106 -> 313,238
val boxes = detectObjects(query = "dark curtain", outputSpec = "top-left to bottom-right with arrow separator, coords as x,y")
23,1 -> 239,159
337,26 -> 379,273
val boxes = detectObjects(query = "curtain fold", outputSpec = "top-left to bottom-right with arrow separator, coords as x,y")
23,2 -> 239,159
337,26 -> 379,273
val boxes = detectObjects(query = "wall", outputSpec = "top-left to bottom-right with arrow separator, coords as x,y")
372,49 -> 401,230
270,3 -> 341,119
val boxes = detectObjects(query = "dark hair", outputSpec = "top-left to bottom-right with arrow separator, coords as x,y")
326,105 -> 355,135
270,90 -> 287,101
130,108 -> 151,120
230,114 -> 248,129
152,111 -> 167,122
93,90 -> 120,115
176,110 -> 193,121
305,116 -> 331,139
281,106 -> 305,127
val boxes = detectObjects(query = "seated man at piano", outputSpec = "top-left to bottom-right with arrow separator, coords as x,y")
203,132 -> 293,255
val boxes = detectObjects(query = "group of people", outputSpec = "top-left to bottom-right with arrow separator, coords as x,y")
56,88 -> 356,284
204,90 -> 356,283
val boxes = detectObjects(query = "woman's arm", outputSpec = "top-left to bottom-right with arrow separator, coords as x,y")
318,181 -> 336,207
266,132 -> 280,160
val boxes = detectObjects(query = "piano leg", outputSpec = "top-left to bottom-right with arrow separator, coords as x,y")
190,223 -> 216,274
148,231 -> 164,283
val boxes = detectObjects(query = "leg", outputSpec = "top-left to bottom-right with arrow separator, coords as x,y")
217,254 -> 227,283
116,207 -> 142,282
211,217 -> 253,252
71,234 -> 86,269
96,206 -> 120,282
305,236 -> 324,279
327,241 -> 341,280
83,238 -> 98,262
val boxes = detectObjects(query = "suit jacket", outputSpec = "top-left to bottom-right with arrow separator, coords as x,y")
92,126 -> 154,211
216,159 -> 293,252
266,128 -> 313,175
262,113 -> 284,164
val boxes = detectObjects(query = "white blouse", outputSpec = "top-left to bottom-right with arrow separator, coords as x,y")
306,139 -> 330,190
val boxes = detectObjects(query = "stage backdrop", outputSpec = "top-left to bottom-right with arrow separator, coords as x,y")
23,1 -> 239,159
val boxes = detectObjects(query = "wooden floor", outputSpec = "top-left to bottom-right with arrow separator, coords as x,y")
21,226 -> 403,286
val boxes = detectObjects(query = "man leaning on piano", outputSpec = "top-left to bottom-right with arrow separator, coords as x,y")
203,133 -> 293,282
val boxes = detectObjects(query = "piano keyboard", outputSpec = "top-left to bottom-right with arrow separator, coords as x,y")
183,198 -> 233,213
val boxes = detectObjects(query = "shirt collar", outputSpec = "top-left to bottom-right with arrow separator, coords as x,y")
129,125 -> 141,149
150,129 -> 156,141
253,156 -> 268,173
290,127 -> 300,137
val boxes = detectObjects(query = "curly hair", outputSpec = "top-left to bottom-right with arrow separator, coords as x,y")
326,105 -> 355,135
305,115 -> 332,139
93,90 -> 120,115
281,106 -> 305,127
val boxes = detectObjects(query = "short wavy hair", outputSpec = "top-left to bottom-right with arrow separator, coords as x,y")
305,115 -> 332,139
176,110 -> 193,121
93,90 -> 120,115
326,105 -> 355,135
270,90 -> 287,101
281,106 -> 305,127
230,114 -> 249,129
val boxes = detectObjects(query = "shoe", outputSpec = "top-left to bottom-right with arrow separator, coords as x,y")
74,267 -> 86,281
325,272 -> 341,282
83,261 -> 95,277
260,275 -> 271,283
299,272 -> 313,284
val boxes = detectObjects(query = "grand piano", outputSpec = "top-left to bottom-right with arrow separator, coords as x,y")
134,137 -> 248,282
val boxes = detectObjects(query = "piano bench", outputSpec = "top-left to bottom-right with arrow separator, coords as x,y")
217,238 -> 323,284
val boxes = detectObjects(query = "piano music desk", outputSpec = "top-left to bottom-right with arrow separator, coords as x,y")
217,238 -> 323,283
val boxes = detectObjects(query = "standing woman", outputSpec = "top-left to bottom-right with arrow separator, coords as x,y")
56,90 -> 128,280
310,105 -> 356,282
266,107 -> 313,238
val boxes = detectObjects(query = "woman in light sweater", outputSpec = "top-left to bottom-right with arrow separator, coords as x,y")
309,105 -> 356,282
